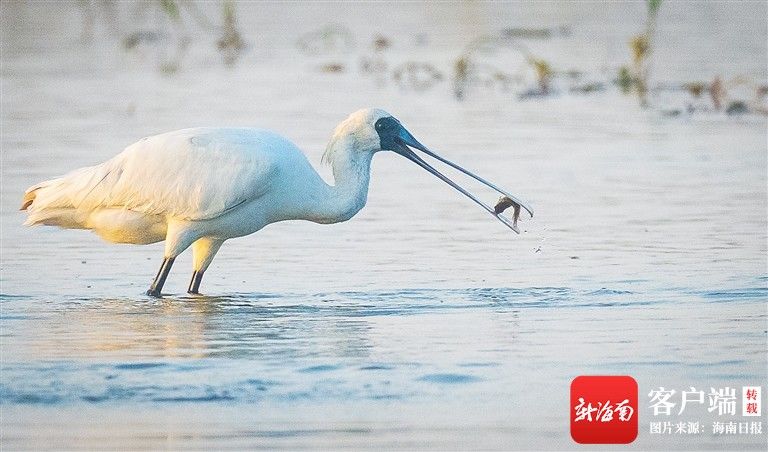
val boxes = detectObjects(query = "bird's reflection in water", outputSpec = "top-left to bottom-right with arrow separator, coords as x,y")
26,294 -> 373,362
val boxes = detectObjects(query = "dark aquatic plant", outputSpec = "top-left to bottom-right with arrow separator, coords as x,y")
159,0 -> 181,22
623,0 -> 663,107
683,82 -> 706,98
451,31 -> 531,100
296,24 -> 355,56
78,0 -> 245,72
616,66 -> 633,94
528,57 -> 553,94
359,35 -> 392,85
217,0 -> 246,67
393,62 -> 443,91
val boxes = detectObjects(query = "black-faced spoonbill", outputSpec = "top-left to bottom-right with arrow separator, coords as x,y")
21,109 -> 533,296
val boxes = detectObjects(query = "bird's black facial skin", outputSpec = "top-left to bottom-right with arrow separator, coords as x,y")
375,116 -> 402,151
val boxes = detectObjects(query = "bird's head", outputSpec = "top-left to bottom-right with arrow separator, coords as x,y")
322,108 -> 392,163
323,108 -> 534,232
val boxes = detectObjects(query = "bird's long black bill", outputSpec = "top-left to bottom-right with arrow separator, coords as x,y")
411,145 -> 533,218
395,130 -> 533,233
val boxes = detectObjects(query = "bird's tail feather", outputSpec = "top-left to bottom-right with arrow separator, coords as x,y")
21,167 -> 100,228
20,187 -> 39,211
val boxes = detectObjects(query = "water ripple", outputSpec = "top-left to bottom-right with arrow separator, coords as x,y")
417,373 -> 481,384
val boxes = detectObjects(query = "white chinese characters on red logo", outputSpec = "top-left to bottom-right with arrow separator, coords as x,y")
648,386 -> 762,416
574,398 -> 635,423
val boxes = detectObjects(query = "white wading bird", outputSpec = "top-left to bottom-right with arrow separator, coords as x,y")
21,109 -> 533,296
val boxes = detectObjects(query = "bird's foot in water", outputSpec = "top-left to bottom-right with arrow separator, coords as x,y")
187,271 -> 204,295
146,288 -> 162,298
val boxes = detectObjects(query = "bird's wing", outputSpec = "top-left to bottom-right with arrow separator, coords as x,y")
67,128 -> 283,220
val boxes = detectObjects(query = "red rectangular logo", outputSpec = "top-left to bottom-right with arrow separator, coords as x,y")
571,375 -> 638,444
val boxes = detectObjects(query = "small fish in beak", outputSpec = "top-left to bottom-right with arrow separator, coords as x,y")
494,196 -> 521,233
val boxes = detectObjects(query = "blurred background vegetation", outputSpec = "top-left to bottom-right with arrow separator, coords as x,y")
3,0 -> 767,117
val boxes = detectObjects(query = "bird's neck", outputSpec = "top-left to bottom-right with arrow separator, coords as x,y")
317,143 -> 373,224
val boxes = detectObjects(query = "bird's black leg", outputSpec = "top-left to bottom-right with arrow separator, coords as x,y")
146,257 -> 175,297
187,271 -> 204,294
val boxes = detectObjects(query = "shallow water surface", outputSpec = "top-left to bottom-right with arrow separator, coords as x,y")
1,1 -> 767,450
2,286 -> 766,449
